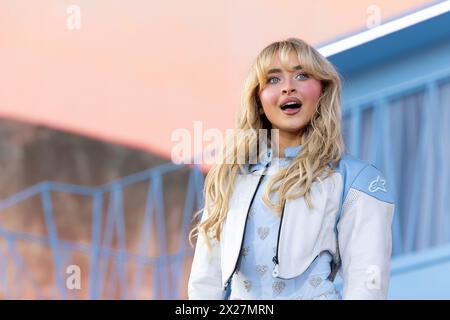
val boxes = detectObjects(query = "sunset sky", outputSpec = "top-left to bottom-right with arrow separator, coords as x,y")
0,0 -> 436,160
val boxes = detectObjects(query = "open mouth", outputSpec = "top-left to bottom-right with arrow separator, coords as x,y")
280,102 -> 302,115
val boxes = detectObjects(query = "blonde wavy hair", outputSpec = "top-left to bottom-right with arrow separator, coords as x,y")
189,38 -> 344,249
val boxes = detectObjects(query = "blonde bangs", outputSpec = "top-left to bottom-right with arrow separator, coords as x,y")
255,40 -> 332,91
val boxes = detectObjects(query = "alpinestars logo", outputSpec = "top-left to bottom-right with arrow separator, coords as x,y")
369,175 -> 387,193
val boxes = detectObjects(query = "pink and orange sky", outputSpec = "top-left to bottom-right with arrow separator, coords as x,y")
0,0 -> 436,160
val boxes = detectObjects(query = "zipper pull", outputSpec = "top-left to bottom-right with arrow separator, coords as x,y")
222,278 -> 232,300
223,278 -> 230,291
272,256 -> 279,277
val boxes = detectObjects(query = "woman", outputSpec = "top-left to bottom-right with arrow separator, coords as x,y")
188,38 -> 394,300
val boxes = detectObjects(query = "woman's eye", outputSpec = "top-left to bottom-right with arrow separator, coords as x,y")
267,73 -> 309,84
267,77 -> 279,84
296,73 -> 309,80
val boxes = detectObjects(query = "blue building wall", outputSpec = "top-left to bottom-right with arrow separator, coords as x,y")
342,40 -> 450,102
330,7 -> 450,299
389,244 -> 450,299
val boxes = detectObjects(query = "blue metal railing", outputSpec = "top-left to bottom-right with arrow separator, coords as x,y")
0,163 -> 204,299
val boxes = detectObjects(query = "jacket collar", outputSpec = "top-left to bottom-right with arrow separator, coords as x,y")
248,145 -> 303,173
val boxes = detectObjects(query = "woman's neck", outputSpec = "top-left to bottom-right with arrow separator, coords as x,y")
272,131 -> 302,157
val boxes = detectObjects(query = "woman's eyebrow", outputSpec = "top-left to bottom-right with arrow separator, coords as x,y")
267,65 -> 303,74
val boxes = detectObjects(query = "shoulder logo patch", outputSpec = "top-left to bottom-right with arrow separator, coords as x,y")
368,175 -> 387,193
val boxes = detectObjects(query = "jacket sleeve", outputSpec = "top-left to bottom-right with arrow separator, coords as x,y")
188,210 -> 223,299
337,165 -> 395,300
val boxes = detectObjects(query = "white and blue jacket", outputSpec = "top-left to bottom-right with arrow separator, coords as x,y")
188,147 -> 395,300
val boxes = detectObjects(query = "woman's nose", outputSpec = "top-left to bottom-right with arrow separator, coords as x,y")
282,87 -> 296,94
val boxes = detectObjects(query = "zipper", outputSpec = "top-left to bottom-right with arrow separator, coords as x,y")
272,199 -> 286,278
223,280 -> 231,300
223,162 -> 270,292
